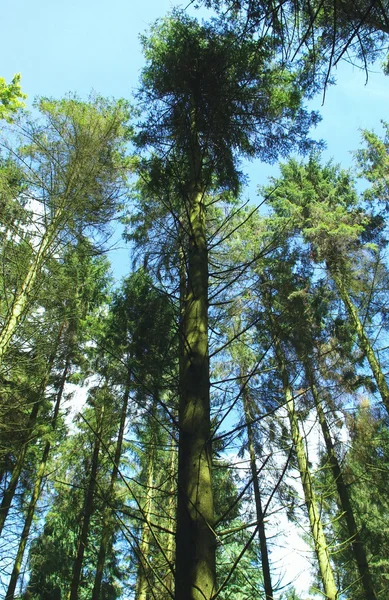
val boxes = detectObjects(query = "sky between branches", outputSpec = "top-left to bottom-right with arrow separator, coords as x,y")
3,0 -> 389,280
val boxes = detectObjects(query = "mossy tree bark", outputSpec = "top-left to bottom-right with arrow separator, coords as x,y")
305,363 -> 377,600
175,112 -> 215,600
164,437 -> 177,598
136,443 -> 156,600
274,341 -> 339,600
330,267 -> 389,417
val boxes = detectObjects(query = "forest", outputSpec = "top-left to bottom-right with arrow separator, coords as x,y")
1,1 -> 389,599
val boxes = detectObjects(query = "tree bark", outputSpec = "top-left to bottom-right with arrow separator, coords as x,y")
136,446 -> 155,600
306,363 -> 377,600
5,360 -> 69,600
331,268 -> 389,416
240,369 -> 274,600
91,381 -> 130,599
175,108 -> 215,600
274,342 -> 339,600
164,437 -> 177,598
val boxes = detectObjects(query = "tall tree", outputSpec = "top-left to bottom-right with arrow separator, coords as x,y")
262,157 -> 389,416
92,270 -> 176,600
331,402 -> 389,598
0,95 -> 131,366
262,288 -> 339,600
134,12 -> 319,598
264,251 -> 378,600
3,243 -> 111,600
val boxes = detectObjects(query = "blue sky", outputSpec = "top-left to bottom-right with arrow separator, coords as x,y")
5,0 -> 388,161
4,0 -> 389,280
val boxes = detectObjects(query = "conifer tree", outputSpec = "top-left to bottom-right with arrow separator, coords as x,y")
3,242 -> 111,600
133,12 -> 319,598
0,95 -> 130,366
262,157 -> 389,417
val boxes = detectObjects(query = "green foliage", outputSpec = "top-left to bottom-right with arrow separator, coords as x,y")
25,388 -> 124,600
199,0 -> 389,77
2,7 -> 389,600
18,95 -> 132,234
263,156 -> 369,269
138,11 -> 320,194
343,405 -> 389,597
0,74 -> 26,122
318,403 -> 389,599
356,121 -> 389,211
217,530 -> 263,600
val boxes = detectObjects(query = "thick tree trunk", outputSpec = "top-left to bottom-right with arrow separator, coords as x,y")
175,114 -> 215,600
275,343 -> 339,600
306,364 -> 377,600
69,406 -> 103,600
5,361 -> 69,600
92,381 -> 130,599
240,370 -> 274,600
331,268 -> 389,416
0,210 -> 62,366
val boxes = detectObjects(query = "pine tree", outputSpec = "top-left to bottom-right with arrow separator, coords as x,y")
133,12 -> 319,598
0,95 -> 131,366
262,157 -> 389,417
3,243 -> 111,599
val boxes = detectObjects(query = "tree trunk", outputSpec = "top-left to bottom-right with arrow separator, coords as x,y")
240,369 -> 274,600
164,437 -> 177,598
275,343 -> 339,600
0,323 -> 63,536
136,447 -> 155,600
175,109 -> 215,600
69,405 -> 103,600
331,268 -> 389,416
0,210 -> 62,366
92,380 -> 130,599
5,360 -> 69,600
306,363 -> 377,600
0,401 -> 40,537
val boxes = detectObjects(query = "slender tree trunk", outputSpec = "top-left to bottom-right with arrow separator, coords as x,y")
274,342 -> 339,600
175,109 -> 215,600
305,363 -> 377,600
5,360 -> 69,600
164,437 -> 177,598
92,380 -> 130,599
240,368 -> 274,600
69,405 -> 103,600
0,323 -> 63,536
331,268 -> 389,416
136,448 -> 155,600
0,210 -> 62,366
